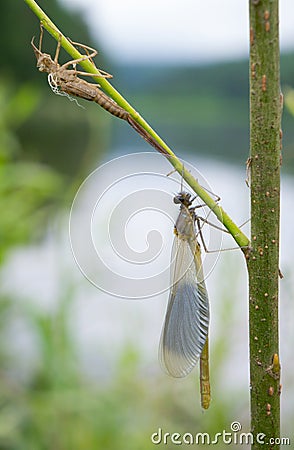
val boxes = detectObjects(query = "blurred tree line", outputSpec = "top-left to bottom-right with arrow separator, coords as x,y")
117,54 -> 294,171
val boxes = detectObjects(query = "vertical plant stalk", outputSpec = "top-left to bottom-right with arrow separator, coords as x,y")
248,1 -> 281,447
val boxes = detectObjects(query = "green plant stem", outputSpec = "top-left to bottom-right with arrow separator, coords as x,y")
24,0 -> 249,249
248,1 -> 281,448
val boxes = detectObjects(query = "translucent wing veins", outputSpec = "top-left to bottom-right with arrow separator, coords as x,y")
159,236 -> 209,378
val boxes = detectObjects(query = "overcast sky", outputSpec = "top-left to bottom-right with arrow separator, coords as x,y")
61,0 -> 294,63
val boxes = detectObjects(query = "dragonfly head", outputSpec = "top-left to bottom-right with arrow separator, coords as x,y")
174,192 -> 193,207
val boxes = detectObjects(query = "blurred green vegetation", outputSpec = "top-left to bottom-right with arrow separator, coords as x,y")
0,1 -> 107,83
0,1 -> 293,448
0,265 -> 251,450
0,1 -> 117,254
0,77 -> 64,262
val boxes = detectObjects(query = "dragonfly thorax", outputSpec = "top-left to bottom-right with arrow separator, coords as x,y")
173,192 -> 197,239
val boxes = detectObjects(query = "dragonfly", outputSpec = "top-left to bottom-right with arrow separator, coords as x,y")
159,191 -> 211,409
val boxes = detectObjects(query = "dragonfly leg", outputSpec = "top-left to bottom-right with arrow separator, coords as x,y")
196,217 -> 249,253
196,218 -> 210,253
60,40 -> 112,79
60,39 -> 112,78
38,23 -> 45,53
197,215 -> 229,233
192,185 -> 221,203
66,68 -> 112,79
60,53 -> 97,70
54,30 -> 62,64
68,39 -> 98,62
166,168 -> 177,177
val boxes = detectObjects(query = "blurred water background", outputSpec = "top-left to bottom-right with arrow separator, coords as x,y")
0,1 -> 293,448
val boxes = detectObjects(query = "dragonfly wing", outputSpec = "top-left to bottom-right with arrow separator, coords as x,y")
159,237 -> 209,378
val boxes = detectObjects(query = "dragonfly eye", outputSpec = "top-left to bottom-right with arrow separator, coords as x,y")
174,192 -> 190,204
